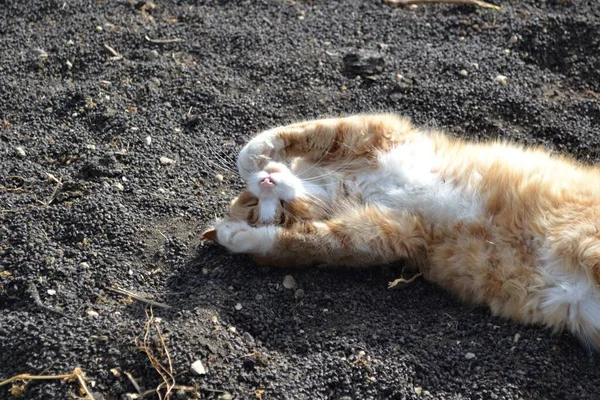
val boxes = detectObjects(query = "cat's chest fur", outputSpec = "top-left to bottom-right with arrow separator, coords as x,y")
350,136 -> 484,224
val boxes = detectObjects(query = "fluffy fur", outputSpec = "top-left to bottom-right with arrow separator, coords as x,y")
205,113 -> 600,350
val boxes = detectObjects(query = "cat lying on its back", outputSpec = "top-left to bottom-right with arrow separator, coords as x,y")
203,113 -> 600,350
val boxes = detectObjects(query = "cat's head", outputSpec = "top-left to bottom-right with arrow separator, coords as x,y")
203,161 -> 331,240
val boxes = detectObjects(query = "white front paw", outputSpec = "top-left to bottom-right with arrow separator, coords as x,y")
237,130 -> 283,180
215,220 -> 278,255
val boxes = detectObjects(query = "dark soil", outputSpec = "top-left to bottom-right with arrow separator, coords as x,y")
1,1 -> 600,399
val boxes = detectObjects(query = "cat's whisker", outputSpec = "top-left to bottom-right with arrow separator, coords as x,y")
205,143 -> 239,175
198,157 -> 237,178
298,154 -> 359,182
301,192 -> 334,211
295,150 -> 330,179
216,143 -> 239,166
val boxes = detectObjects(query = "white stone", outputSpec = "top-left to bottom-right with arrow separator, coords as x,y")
191,360 -> 207,375
495,75 -> 508,85
160,156 -> 176,165
283,275 -> 296,290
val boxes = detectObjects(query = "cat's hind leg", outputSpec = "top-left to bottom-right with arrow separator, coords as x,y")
237,114 -> 416,179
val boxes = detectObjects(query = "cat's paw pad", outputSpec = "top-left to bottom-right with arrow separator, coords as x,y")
238,130 -> 283,180
216,221 -> 278,254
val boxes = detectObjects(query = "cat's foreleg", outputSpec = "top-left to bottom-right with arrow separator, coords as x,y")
237,114 -> 414,179
214,206 -> 428,268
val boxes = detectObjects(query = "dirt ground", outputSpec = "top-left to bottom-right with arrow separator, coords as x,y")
1,0 -> 600,399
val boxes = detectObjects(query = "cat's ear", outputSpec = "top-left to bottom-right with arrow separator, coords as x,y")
201,228 -> 218,241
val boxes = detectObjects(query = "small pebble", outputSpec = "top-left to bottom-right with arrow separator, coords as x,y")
87,310 -> 99,317
495,75 -> 508,85
15,146 -> 26,157
414,387 -> 423,395
33,48 -> 48,61
215,173 -> 224,182
160,156 -> 176,165
66,60 -> 73,70
113,182 -> 124,191
283,275 -> 296,290
409,4 -> 418,9
508,35 -> 518,44
465,352 -> 476,360
255,294 -> 263,301
513,333 -> 521,343
47,289 -> 56,295
86,144 -> 96,150
459,69 -> 468,77
294,289 -> 305,300
80,262 -> 90,269
145,136 -> 152,146
234,303 -> 242,311
191,360 -> 207,375
243,332 -> 255,345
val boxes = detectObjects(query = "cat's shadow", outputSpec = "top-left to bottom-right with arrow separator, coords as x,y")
166,243 -> 596,394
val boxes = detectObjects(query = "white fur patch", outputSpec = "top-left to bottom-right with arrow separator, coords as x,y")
355,136 -> 484,223
539,245 -> 600,346
216,220 -> 279,255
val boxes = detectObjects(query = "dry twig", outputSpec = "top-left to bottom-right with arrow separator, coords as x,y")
107,286 -> 171,309
384,0 -> 501,10
135,307 -> 176,400
388,271 -> 423,290
37,177 -> 62,207
144,35 -> 184,44
125,371 -> 143,395
26,282 -> 72,318
0,368 -> 93,399
104,43 -> 123,60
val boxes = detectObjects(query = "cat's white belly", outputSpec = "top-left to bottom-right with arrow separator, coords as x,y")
353,138 -> 484,224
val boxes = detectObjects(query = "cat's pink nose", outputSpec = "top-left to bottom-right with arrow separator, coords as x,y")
260,176 -> 275,187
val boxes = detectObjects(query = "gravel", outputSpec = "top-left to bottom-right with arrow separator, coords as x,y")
1,0 -> 600,399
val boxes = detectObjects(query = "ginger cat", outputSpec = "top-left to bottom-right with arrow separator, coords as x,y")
203,113 -> 600,350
